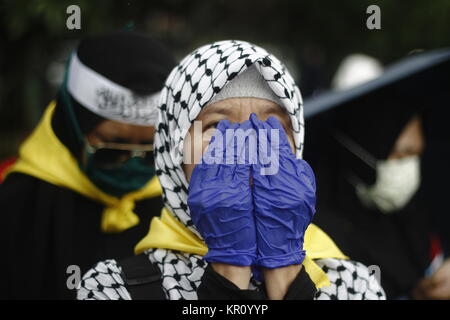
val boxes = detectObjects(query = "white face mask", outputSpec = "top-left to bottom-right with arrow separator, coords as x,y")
356,155 -> 421,214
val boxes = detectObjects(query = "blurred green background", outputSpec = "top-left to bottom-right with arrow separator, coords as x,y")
1,0 -> 449,159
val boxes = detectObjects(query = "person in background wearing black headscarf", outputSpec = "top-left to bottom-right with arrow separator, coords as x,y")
310,112 -> 429,300
302,53 -> 435,299
0,31 -> 176,299
304,49 -> 450,299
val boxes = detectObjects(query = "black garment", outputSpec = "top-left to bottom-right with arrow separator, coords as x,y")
0,172 -> 163,299
197,265 -> 317,300
311,170 -> 430,298
0,31 -> 175,300
119,253 -> 166,300
119,255 -> 316,300
421,78 -> 450,257
304,113 -> 431,299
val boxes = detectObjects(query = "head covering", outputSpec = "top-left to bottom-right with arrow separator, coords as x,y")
156,40 -> 304,235
208,64 -> 282,105
52,31 -> 176,157
148,40 -> 305,299
332,54 -> 383,91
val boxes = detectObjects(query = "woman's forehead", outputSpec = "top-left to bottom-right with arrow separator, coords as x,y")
198,97 -> 289,120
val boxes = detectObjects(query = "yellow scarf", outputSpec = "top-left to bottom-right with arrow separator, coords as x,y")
6,102 -> 162,233
136,208 -> 348,289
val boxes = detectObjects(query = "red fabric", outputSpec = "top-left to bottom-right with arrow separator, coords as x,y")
0,157 -> 17,183
430,234 -> 443,260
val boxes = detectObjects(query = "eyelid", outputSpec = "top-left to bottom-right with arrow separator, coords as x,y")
204,121 -> 219,130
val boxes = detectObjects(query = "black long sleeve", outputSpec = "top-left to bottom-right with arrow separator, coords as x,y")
197,264 -> 317,300
283,266 -> 317,300
0,172 -> 162,299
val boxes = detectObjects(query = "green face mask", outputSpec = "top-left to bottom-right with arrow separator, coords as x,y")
59,59 -> 156,198
82,150 -> 155,198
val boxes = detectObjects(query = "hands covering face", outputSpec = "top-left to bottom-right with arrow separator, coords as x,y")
187,114 -> 316,269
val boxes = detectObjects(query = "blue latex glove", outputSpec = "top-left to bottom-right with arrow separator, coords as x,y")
250,114 -> 316,269
187,119 -> 257,266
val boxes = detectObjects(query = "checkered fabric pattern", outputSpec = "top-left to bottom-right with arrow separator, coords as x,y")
77,254 -> 386,300
154,40 -> 304,239
77,40 -> 385,300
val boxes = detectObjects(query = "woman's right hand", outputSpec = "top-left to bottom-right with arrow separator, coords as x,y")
187,120 -> 257,268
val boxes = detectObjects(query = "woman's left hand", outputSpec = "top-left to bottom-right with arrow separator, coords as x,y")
250,114 -> 317,269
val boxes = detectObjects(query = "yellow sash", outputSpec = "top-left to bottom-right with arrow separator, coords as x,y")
136,208 -> 348,289
5,102 -> 162,233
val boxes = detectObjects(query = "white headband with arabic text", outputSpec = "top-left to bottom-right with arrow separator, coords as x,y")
67,53 -> 161,126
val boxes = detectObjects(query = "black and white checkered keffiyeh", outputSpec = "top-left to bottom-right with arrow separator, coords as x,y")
155,40 -> 304,236
152,40 -> 306,299
78,40 -> 386,300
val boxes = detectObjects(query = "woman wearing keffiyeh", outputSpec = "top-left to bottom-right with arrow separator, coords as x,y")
78,40 -> 386,300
